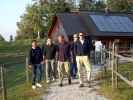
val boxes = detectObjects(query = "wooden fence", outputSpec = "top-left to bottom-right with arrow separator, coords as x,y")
0,64 -> 7,100
104,39 -> 133,89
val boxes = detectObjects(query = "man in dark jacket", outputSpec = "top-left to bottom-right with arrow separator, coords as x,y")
56,35 -> 71,87
75,32 -> 92,87
42,38 -> 57,83
29,40 -> 43,90
70,33 -> 78,79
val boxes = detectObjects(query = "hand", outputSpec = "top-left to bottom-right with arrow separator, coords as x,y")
28,65 -> 32,69
41,61 -> 44,64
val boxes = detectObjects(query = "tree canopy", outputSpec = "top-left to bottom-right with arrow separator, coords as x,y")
16,0 -> 73,39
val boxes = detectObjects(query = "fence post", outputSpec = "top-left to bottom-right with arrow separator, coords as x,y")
0,64 -> 7,100
112,40 -> 115,89
25,57 -> 30,82
114,39 -> 119,88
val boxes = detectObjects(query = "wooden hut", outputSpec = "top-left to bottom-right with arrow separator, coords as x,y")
48,11 -> 133,50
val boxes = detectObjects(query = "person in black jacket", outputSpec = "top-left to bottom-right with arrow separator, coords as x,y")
75,32 -> 93,87
42,38 -> 57,83
28,40 -> 43,90
70,34 -> 78,79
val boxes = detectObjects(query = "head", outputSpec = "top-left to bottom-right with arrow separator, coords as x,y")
79,32 -> 85,40
73,33 -> 78,42
32,40 -> 37,48
58,35 -> 65,44
46,38 -> 52,45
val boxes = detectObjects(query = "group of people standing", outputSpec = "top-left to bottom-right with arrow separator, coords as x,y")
28,32 -> 93,90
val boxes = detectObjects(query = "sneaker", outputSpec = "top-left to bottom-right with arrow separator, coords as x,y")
36,83 -> 42,88
58,83 -> 63,87
52,78 -> 55,81
79,84 -> 84,88
46,80 -> 50,83
68,79 -> 71,85
87,81 -> 91,88
32,85 -> 36,90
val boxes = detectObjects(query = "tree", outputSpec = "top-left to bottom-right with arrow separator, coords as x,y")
16,0 -> 73,39
107,0 -> 133,12
79,0 -> 93,11
79,0 -> 106,11
0,34 -> 5,41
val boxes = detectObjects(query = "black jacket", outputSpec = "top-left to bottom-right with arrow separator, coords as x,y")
75,39 -> 93,56
28,47 -> 43,65
42,44 -> 57,60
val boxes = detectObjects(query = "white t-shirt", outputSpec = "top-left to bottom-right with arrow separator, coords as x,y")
95,41 -> 102,52
80,39 -> 84,45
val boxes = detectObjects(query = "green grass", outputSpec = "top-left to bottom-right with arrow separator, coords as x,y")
0,39 -> 46,100
99,63 -> 133,100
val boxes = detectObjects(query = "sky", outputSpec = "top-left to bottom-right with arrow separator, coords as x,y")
0,0 -> 32,41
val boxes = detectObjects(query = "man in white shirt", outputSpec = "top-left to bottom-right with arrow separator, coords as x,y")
95,41 -> 102,65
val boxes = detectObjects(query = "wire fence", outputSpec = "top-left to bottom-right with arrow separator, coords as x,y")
0,54 -> 47,100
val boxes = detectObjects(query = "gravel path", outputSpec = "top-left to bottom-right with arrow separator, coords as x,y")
42,65 -> 108,100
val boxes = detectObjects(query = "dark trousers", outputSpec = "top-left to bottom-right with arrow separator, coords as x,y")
32,64 -> 42,85
70,62 -> 77,78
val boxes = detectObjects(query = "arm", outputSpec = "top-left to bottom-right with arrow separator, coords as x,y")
28,49 -> 32,68
55,45 -> 59,61
42,45 -> 46,60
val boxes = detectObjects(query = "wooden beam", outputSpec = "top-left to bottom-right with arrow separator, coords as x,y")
113,70 -> 133,87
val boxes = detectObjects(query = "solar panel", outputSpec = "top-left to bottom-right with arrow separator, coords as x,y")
90,15 -> 133,32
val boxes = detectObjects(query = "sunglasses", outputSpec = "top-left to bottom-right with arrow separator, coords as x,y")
79,35 -> 83,36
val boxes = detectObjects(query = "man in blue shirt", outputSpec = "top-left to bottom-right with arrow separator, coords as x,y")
29,40 -> 43,90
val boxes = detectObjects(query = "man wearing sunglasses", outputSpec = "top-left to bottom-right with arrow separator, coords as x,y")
75,32 -> 92,87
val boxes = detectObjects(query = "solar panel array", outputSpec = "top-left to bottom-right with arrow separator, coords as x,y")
90,15 -> 133,32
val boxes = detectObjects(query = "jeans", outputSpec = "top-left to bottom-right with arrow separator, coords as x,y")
95,51 -> 101,65
32,64 -> 42,85
70,62 -> 77,78
45,59 -> 56,81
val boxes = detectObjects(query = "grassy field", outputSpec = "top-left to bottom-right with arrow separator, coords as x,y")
99,63 -> 133,100
0,39 -> 46,100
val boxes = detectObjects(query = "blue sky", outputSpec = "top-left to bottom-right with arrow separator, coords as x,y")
0,0 -> 32,41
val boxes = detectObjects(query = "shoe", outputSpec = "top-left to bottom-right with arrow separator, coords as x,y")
68,79 -> 71,85
79,84 -> 84,88
58,83 -> 63,87
32,85 -> 36,90
52,78 -> 55,81
36,83 -> 42,88
87,81 -> 91,88
46,80 -> 50,83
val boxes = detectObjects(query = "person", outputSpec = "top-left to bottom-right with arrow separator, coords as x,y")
42,38 -> 57,83
56,35 -> 71,87
75,32 -> 92,87
70,33 -> 78,79
28,40 -> 43,90
95,40 -> 102,65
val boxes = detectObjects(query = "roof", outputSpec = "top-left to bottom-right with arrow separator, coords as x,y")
50,12 -> 133,37
56,13 -> 87,36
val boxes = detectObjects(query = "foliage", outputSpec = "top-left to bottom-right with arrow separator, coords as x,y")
79,0 -> 106,11
0,34 -> 5,41
16,0 -> 73,39
107,0 -> 133,12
